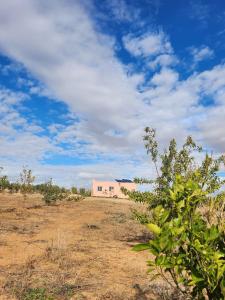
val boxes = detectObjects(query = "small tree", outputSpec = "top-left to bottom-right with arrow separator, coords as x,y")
8,182 -> 20,193
0,167 -> 10,192
19,167 -> 35,200
127,127 -> 225,299
0,176 -> 10,192
79,188 -> 86,196
41,179 -> 64,205
79,188 -> 91,197
71,186 -> 78,194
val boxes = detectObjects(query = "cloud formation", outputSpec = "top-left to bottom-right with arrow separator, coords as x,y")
190,45 -> 214,68
0,0 -> 224,186
123,31 -> 173,58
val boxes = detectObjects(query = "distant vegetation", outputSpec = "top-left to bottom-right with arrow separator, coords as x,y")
124,127 -> 225,299
0,167 -> 91,205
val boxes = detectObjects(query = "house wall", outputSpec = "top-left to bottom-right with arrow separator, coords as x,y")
91,180 -> 136,199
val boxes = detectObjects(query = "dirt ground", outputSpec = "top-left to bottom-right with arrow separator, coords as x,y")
0,193 -> 174,300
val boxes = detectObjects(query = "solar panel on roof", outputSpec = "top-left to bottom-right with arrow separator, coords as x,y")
115,179 -> 133,183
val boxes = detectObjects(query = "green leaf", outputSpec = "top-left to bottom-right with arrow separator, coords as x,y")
132,243 -> 150,251
148,240 -> 161,255
220,277 -> 225,297
169,189 -> 176,201
177,200 -> 185,210
146,223 -> 161,234
172,226 -> 185,236
207,225 -> 220,241
189,272 -> 204,285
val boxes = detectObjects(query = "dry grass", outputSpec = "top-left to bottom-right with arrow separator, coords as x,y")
0,193 -> 181,299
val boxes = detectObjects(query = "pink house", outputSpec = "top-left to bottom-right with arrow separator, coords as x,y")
91,179 -> 136,199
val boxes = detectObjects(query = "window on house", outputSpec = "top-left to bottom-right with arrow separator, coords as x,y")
97,186 -> 102,191
109,186 -> 114,191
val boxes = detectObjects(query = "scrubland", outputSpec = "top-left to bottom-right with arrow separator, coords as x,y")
0,193 -> 174,300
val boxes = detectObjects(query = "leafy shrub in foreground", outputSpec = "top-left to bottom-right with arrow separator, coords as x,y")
127,127 -> 225,299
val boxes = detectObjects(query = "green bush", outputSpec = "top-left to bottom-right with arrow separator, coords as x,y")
22,288 -> 53,300
71,186 -> 78,194
79,188 -> 91,197
0,167 -> 10,192
0,175 -> 10,192
128,127 -> 225,299
8,182 -> 20,193
41,180 -> 64,205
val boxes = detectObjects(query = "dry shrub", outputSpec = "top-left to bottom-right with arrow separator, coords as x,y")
66,195 -> 84,202
141,283 -> 188,300
112,218 -> 151,243
3,239 -> 85,300
98,290 -> 127,300
3,257 -> 37,299
102,212 -> 128,224
0,223 -> 38,235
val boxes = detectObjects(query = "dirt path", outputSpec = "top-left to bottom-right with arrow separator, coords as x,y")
0,194 -> 166,299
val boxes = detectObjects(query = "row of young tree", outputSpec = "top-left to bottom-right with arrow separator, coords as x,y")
0,167 -> 91,204
124,128 -> 225,299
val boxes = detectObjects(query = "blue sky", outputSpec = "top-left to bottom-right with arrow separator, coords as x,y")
0,0 -> 225,187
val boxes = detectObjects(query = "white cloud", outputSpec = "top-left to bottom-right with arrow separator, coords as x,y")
199,105 -> 225,153
123,31 -> 173,58
0,0 -> 146,151
150,68 -> 179,88
105,0 -> 141,23
190,45 -> 214,67
0,87 -> 59,163
148,54 -> 178,69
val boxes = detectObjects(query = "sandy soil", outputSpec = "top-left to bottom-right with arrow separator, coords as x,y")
0,193 -> 172,300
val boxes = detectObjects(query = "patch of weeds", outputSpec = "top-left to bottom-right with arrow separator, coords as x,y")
16,283 -> 80,300
22,288 -> 53,300
0,223 -> 38,235
4,258 -> 37,299
72,293 -> 87,300
66,195 -> 84,202
145,283 -> 187,300
4,243 -> 84,300
53,283 -> 82,298
99,290 -> 126,300
44,245 -> 74,271
123,230 -> 152,243
102,212 -> 128,224
110,212 -> 128,224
